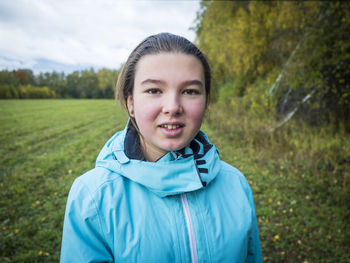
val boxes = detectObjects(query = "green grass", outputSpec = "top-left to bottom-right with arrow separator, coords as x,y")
0,100 -> 127,262
204,103 -> 350,263
1,100 -> 349,262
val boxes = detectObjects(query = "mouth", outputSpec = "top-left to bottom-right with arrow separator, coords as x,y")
158,123 -> 185,130
158,122 -> 185,138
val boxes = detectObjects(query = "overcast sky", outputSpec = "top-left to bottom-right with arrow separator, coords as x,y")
0,0 -> 200,73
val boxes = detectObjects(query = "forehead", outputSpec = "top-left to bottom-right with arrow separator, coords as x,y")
134,52 -> 204,83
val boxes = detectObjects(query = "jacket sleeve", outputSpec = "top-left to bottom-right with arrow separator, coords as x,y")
247,193 -> 263,263
240,175 -> 263,263
60,178 -> 113,263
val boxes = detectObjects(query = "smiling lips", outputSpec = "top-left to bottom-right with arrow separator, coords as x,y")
158,123 -> 185,137
159,123 -> 184,130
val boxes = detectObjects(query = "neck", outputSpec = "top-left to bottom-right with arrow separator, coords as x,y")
139,137 -> 168,162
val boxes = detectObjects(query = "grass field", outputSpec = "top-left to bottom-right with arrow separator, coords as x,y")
1,100 -> 349,262
0,100 -> 127,262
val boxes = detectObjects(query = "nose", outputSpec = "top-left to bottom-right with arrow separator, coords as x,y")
162,92 -> 183,116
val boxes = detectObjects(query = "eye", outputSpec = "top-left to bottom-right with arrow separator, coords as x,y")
146,88 -> 162,94
183,89 -> 200,95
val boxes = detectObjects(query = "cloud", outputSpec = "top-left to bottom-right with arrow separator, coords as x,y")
0,0 -> 200,73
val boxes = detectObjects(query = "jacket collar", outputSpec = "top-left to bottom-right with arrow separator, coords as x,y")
124,122 -> 146,161
95,121 -> 221,197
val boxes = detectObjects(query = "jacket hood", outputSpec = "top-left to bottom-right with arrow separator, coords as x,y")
95,122 -> 221,197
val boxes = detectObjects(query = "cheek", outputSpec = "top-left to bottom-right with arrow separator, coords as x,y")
185,100 -> 206,127
133,98 -> 160,126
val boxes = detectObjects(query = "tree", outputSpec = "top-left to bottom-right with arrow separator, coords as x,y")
195,1 -> 319,97
66,71 -> 80,98
15,69 -> 34,85
78,68 -> 99,98
97,68 -> 117,98
194,1 -> 350,129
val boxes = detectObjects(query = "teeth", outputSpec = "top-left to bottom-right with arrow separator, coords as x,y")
162,124 -> 181,129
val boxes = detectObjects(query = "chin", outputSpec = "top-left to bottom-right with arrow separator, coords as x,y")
163,141 -> 189,152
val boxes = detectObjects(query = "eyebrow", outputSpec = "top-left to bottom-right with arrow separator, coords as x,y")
182,80 -> 204,88
140,79 -> 203,87
140,79 -> 166,85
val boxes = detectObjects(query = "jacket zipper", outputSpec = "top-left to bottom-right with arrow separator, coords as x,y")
180,193 -> 198,263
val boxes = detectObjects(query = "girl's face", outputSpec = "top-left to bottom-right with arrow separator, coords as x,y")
127,53 -> 206,162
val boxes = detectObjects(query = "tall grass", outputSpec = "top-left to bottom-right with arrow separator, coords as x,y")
205,101 -> 350,262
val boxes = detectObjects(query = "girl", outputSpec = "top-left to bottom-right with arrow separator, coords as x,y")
60,33 -> 262,262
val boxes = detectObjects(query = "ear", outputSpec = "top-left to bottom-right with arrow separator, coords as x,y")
127,95 -> 135,117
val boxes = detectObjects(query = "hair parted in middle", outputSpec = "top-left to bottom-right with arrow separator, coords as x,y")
115,32 -> 211,116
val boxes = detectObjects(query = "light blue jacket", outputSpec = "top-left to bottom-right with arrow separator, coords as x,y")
60,124 -> 262,262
